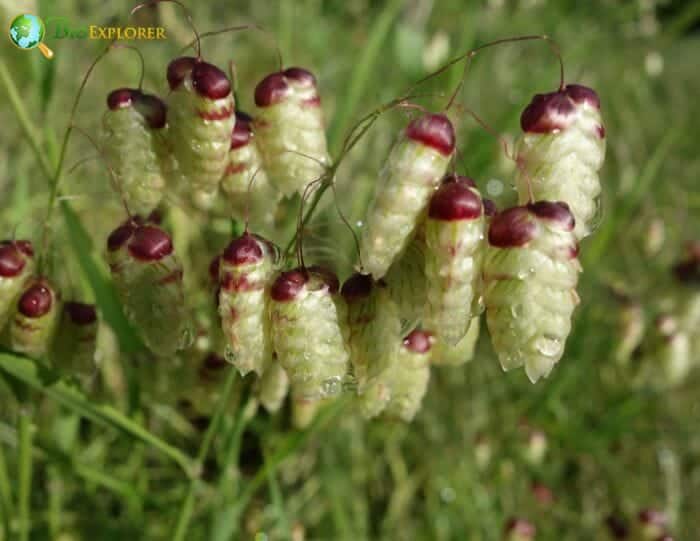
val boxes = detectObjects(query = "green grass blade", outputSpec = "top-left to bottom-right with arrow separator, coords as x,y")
327,0 -> 404,153
584,126 -> 681,265
60,201 -> 145,354
17,410 -> 33,541
0,440 -> 13,535
0,352 -> 193,475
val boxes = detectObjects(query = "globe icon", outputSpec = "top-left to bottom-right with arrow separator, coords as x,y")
9,14 -> 53,58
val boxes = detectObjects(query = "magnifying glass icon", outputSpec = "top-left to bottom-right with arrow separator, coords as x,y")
8,14 -> 54,59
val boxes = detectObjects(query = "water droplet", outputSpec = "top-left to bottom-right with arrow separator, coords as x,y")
224,344 -> 237,364
320,376 -> 342,397
510,304 -> 524,318
587,193 -> 604,235
179,326 -> 194,349
535,335 -> 562,357
486,178 -> 504,196
472,296 -> 485,315
440,486 -> 456,503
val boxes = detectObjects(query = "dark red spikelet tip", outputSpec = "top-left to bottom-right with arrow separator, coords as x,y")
191,61 -> 231,99
308,265 -> 340,294
222,233 -> 264,266
128,226 -> 173,261
528,201 -> 575,231
504,518 -> 536,539
65,302 -> 97,325
146,208 -> 163,225
673,241 -> 700,285
565,84 -> 600,109
107,222 -> 136,252
429,181 -> 482,221
403,329 -> 434,354
0,242 -> 27,277
488,206 -> 538,247
107,88 -> 139,110
520,90 -> 575,133
134,92 -> 167,129
19,282 -> 53,318
341,273 -> 373,302
254,72 -> 290,107
230,111 -> 253,149
283,67 -> 317,86
405,113 -> 456,156
167,56 -> 197,90
482,199 -> 497,217
271,270 -> 308,302
199,353 -> 227,382
15,240 -> 34,257
209,255 -> 221,284
605,515 -> 628,540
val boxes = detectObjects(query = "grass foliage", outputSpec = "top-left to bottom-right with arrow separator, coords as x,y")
0,0 -> 699,539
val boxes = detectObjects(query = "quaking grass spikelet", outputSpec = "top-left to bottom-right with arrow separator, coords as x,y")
359,113 -> 456,278
218,232 -> 278,376
0,240 -> 35,331
101,88 -> 168,216
106,219 -> 189,356
484,201 -> 581,382
516,84 -> 605,240
269,266 -> 350,401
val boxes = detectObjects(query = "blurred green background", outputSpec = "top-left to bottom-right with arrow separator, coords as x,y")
1,0 -> 699,539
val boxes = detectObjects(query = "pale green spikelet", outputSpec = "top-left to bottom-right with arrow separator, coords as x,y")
0,240 -> 35,331
359,113 -> 455,278
106,220 -> 189,356
54,302 -> 98,383
340,273 -> 402,416
292,396 -> 325,429
253,68 -> 330,197
384,235 -> 427,328
431,316 -> 480,366
637,315 -> 692,389
166,57 -> 235,210
10,278 -> 61,358
101,89 -> 168,216
218,232 -> 278,376
257,357 -> 289,414
516,84 -> 605,240
484,202 -> 581,382
269,267 -> 350,401
424,176 -> 485,345
380,329 -> 433,422
221,112 -> 281,232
